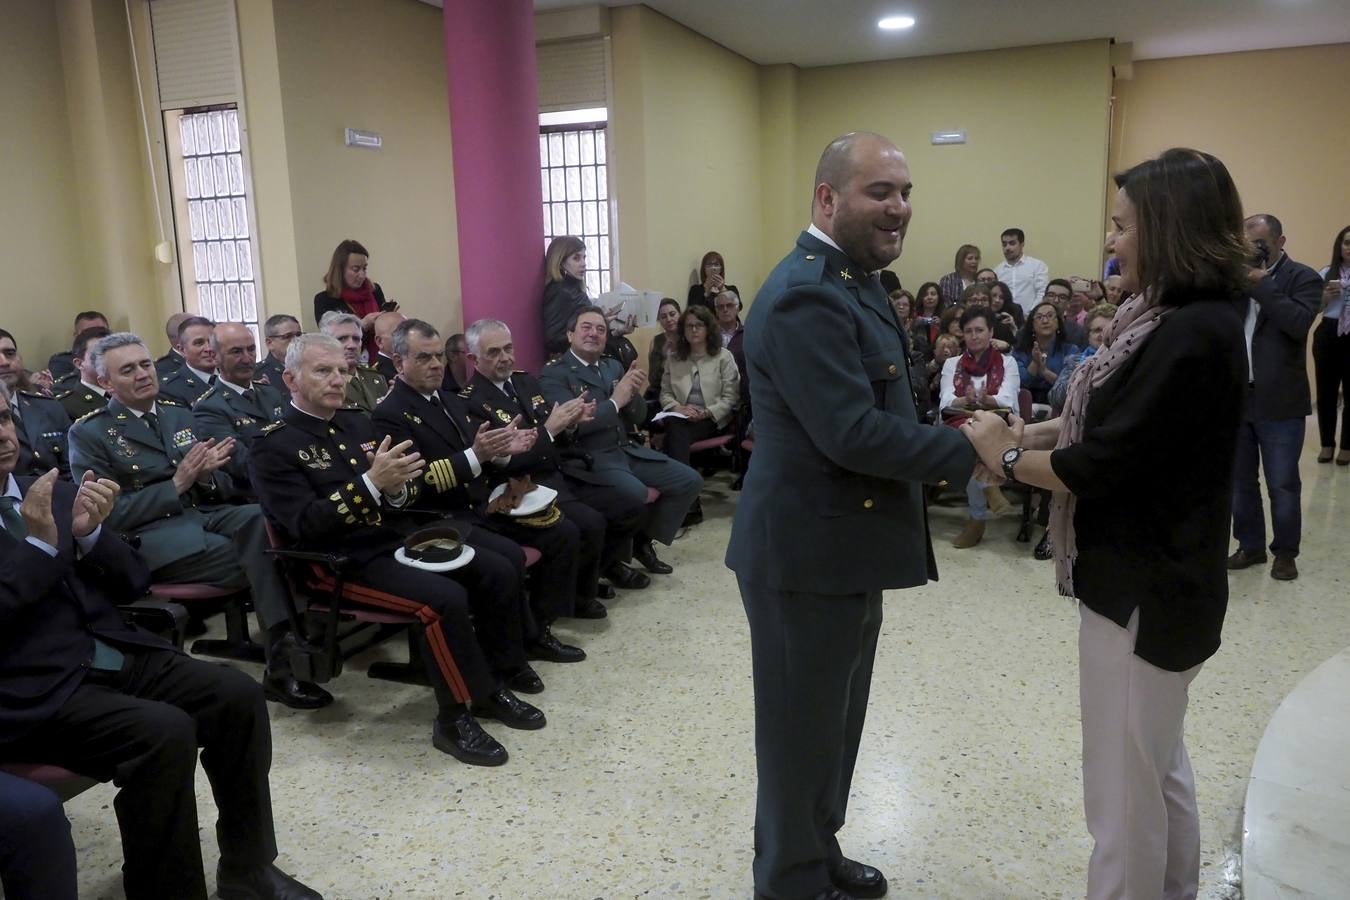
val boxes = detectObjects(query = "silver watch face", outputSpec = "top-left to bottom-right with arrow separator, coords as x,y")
1001,448 -> 1021,465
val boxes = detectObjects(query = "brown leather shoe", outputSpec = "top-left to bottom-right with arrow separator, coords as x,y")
1271,556 -> 1299,581
951,519 -> 985,549
1227,548 -> 1267,570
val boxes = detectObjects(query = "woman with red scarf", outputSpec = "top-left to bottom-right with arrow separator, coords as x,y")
940,306 -> 1020,548
313,239 -> 394,364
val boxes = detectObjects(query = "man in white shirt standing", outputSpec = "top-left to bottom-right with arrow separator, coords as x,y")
994,227 -> 1050,315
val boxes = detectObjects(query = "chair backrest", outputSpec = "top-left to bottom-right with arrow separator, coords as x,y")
1017,389 -> 1033,423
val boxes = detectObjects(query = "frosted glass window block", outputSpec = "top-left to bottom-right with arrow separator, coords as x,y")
586,272 -> 600,297
583,201 -> 597,236
595,131 -> 606,164
213,158 -> 229,197
190,159 -> 208,198
232,199 -> 249,238
207,243 -> 223,280
195,116 -> 212,157
237,241 -> 253,280
540,170 -> 551,203
580,132 -> 594,166
216,199 -> 235,239
204,202 -> 220,240
584,235 -> 599,260
225,110 -> 240,152
599,204 -> 609,234
211,284 -> 227,319
184,156 -> 200,198
599,236 -> 610,269
209,111 -> 226,153
549,134 -> 564,166
550,169 -> 565,203
222,241 -> 239,280
597,165 -> 608,200
246,323 -> 260,348
551,206 -> 566,236
565,168 -> 580,201
564,132 -> 580,166
187,201 -> 204,241
567,202 -> 582,235
241,283 -> 257,320
539,135 -> 548,166
193,243 -> 208,281
226,283 -> 242,320
180,115 -> 196,155
227,155 -> 244,195
600,272 -> 611,294
581,167 -> 596,201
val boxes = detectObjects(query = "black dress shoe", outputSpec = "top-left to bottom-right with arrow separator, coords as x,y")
754,889 -> 854,900
682,499 -> 704,527
262,672 -> 334,710
634,539 -> 673,574
572,596 -> 609,618
472,689 -> 546,730
829,856 -> 887,898
1228,547 -> 1268,570
1033,530 -> 1053,561
506,666 -> 545,694
1271,555 -> 1299,581
217,861 -> 323,900
526,627 -> 586,663
604,563 -> 651,590
432,710 -> 507,766
596,581 -> 616,600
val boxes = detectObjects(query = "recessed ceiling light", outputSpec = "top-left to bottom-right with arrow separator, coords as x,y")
878,15 -> 916,30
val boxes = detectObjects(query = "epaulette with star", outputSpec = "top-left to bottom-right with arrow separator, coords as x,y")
196,386 -> 220,402
74,407 -> 108,424
259,421 -> 286,436
158,398 -> 183,407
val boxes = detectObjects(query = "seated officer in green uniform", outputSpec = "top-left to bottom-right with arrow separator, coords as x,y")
55,325 -> 112,421
158,316 -> 219,406
193,322 -> 286,489
68,332 -> 330,711
154,312 -> 190,377
46,309 -> 109,382
319,311 -> 388,414
0,328 -> 74,480
257,313 -> 301,400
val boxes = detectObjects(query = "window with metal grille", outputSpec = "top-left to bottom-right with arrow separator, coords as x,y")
540,118 -> 612,297
166,105 -> 261,344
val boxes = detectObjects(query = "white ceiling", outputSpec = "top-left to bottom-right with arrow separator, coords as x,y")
527,0 -> 1350,66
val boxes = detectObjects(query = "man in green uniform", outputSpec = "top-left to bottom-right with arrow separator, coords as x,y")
257,313 -> 302,399
158,316 -> 218,406
319,311 -> 387,414
193,322 -> 286,488
55,325 -> 112,421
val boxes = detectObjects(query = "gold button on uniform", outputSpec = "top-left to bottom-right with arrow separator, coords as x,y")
863,499 -> 874,509
887,364 -> 897,375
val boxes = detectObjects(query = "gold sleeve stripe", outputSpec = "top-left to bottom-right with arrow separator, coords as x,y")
425,457 -> 458,492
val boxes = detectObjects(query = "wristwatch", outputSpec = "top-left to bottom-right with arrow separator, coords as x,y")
1000,447 -> 1025,482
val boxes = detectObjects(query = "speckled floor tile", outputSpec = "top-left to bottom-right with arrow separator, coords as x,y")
65,429 -> 1350,899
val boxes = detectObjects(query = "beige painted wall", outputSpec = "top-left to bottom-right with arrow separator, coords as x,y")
271,0 -> 461,335
0,1 -> 88,364
1112,43 -> 1350,270
793,40 -> 1113,290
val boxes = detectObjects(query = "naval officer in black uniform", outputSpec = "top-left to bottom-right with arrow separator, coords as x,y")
726,132 -> 977,900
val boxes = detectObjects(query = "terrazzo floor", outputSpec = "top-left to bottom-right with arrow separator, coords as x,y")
65,436 -> 1350,899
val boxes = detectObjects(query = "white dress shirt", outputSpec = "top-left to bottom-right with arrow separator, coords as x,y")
995,254 -> 1050,314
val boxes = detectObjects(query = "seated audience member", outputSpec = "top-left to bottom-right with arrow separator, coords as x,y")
660,305 -> 741,525
540,305 -> 702,579
0,329 -> 74,479
925,333 -> 962,412
989,280 -> 1025,331
313,239 -> 391,364
1041,279 -> 1088,346
55,326 -> 113,420
541,236 -> 593,357
1103,273 -> 1125,305
319,311 -> 388,413
372,318 -> 586,664
192,323 -> 287,486
939,243 -> 981,308
0,769 -> 77,900
646,298 -> 682,403
257,313 -> 302,396
975,267 -> 999,287
686,250 -> 740,312
961,283 -> 1016,348
0,383 -> 320,900
714,290 -> 750,421
890,289 -> 916,332
68,332 -> 327,710
460,318 -> 612,616
47,310 -> 110,383
158,316 -> 218,406
1049,301 -> 1118,414
443,332 -> 468,392
1013,301 -> 1080,407
910,281 -> 944,360
250,333 -> 544,766
155,312 -> 191,376
938,307 -> 965,347
371,309 -> 405,382
940,308 -> 1020,549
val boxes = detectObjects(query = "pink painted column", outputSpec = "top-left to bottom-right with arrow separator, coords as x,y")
443,0 -> 545,372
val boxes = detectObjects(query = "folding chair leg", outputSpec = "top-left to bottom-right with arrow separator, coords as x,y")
1016,489 -> 1033,543
367,631 -> 430,686
190,597 -> 266,663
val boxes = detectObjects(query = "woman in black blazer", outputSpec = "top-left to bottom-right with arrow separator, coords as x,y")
965,148 -> 1251,900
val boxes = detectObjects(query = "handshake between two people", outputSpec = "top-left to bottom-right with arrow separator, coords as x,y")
959,409 -> 1026,486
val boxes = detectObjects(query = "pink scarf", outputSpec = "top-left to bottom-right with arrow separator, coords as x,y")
1050,292 -> 1175,597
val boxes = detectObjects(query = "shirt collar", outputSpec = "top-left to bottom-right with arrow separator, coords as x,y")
80,380 -> 106,396
127,402 -> 159,419
569,350 -> 600,368
1265,251 -> 1287,275
806,223 -> 843,253
218,378 -> 250,396
3,473 -> 19,503
289,400 -> 333,423
186,365 -> 215,382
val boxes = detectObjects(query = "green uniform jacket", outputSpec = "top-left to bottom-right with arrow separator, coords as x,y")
55,381 -> 108,422
13,390 -> 74,480
344,365 -> 388,415
191,379 -> 286,486
158,365 -> 216,407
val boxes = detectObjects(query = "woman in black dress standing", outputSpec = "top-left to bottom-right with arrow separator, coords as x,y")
965,148 -> 1250,900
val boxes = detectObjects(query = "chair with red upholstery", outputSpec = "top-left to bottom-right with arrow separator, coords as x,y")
148,582 -> 262,662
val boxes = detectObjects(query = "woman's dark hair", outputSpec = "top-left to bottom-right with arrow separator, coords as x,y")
989,281 -> 1025,326
324,239 -> 369,297
878,270 -> 901,294
960,283 -> 992,306
915,281 -> 942,313
1329,225 -> 1350,277
565,304 -> 607,334
658,297 -> 681,316
1017,301 -> 1066,353
959,306 -> 995,332
546,236 -> 587,284
1113,148 -> 1248,304
698,251 -> 726,284
674,305 -> 722,360
938,307 -> 963,337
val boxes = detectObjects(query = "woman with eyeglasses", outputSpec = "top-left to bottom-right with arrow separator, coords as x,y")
1014,302 -> 1080,407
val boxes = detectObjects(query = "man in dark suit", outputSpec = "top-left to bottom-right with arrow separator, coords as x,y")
461,318 -> 613,617
193,322 -> 287,488
0,328 -> 74,480
257,313 -> 302,400
371,318 -> 587,663
726,132 -> 977,900
46,310 -> 109,381
250,332 -> 546,766
0,383 -> 320,900
154,311 -> 191,377
158,316 -> 219,406
54,325 -> 112,421
1227,214 -> 1322,581
538,307 -> 702,580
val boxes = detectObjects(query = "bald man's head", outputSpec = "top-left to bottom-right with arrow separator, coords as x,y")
212,322 -> 259,387
374,309 -> 406,356
810,131 -> 913,272
165,311 -> 192,344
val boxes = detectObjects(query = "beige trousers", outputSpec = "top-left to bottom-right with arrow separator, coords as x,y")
1079,603 -> 1203,900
